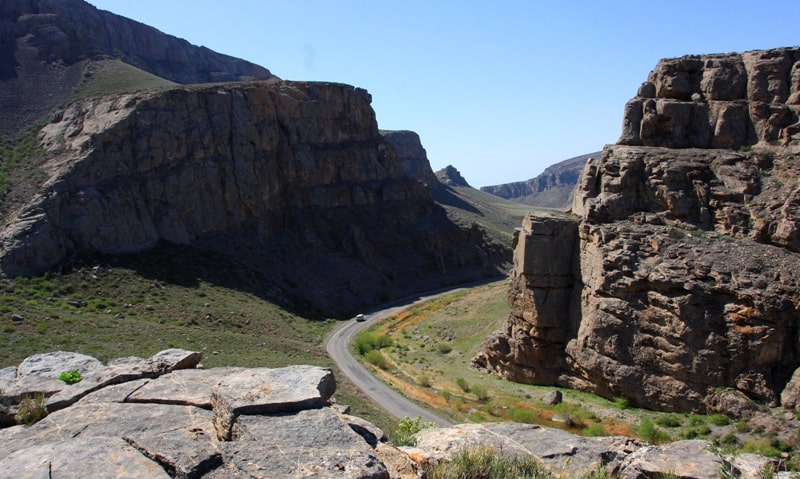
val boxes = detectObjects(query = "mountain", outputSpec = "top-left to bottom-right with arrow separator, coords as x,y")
0,1 -> 516,316
0,0 -> 275,136
480,152 -> 601,210
474,47 -> 800,417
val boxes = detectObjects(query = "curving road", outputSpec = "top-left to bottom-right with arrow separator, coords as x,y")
326,292 -> 461,427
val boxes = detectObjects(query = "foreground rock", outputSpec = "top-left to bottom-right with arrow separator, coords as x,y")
474,47 -> 800,417
0,350 -> 777,478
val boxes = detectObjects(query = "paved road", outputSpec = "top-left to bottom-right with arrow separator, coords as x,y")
326,292 -> 460,427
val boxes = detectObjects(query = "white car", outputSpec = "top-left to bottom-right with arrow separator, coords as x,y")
355,314 -> 366,322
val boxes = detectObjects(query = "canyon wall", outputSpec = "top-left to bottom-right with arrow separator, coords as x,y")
474,47 -> 800,415
0,81 -> 507,315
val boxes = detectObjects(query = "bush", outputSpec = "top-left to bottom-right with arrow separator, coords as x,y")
472,384 -> 489,402
437,343 -> 452,354
456,377 -> 470,393
741,437 -> 792,458
708,413 -> 730,426
510,408 -> 538,424
424,446 -> 549,479
638,417 -> 670,444
584,423 -> 607,437
364,350 -> 388,370
390,416 -> 436,447
354,332 -> 394,355
613,396 -> 629,409
417,374 -> 431,387
16,394 -> 47,425
441,388 -> 452,401
655,415 -> 682,428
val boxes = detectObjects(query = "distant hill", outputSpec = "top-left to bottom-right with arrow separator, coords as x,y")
0,0 -> 275,136
480,152 -> 601,210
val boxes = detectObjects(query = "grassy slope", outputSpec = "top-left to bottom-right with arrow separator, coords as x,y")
0,244 -> 391,431
72,59 -> 177,99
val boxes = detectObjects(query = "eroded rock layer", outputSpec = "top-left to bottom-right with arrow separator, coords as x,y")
0,81 -> 506,314
474,47 -> 800,415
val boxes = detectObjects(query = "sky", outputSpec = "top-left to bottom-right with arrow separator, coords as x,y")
85,1 -> 799,188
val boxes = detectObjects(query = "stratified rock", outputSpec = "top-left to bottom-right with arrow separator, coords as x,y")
481,152 -> 600,209
212,366 -> 336,440
381,130 -> 440,189
0,81 -> 507,316
617,440 -> 724,479
474,47 -> 800,416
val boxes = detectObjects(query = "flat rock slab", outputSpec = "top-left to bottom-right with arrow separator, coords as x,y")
617,439 -> 723,479
127,367 -> 244,408
212,365 -> 335,440
0,436 -> 170,479
414,423 -> 643,477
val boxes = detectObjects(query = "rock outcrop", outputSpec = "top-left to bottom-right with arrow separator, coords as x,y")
1,0 -> 275,136
0,350 -> 775,479
435,165 -> 471,187
381,130 -> 440,189
474,47 -> 800,415
481,152 -> 601,209
0,80 -> 507,315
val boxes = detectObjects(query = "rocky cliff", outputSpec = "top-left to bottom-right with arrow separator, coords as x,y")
0,80 -> 506,315
474,47 -> 800,415
0,349 -> 777,478
0,0 -> 275,135
481,152 -> 601,210
380,130 -> 440,189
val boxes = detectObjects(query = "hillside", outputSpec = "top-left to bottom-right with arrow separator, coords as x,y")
0,0 -> 274,137
480,151 -> 601,210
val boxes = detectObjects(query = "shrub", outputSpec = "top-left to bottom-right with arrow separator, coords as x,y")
584,423 -> 607,437
472,384 -> 489,402
16,394 -> 48,425
456,377 -> 470,392
741,437 -> 792,458
613,396 -> 629,409
638,417 -> 670,444
58,370 -> 83,385
417,374 -> 431,387
390,416 -> 436,447
441,388 -> 452,401
655,415 -> 682,428
424,446 -> 549,479
354,332 -> 394,355
708,413 -> 730,426
364,350 -> 388,370
510,408 -> 538,424
437,343 -> 452,354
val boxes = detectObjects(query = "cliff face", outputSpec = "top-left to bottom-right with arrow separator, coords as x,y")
0,0 -> 275,135
481,152 -> 600,210
380,130 -> 440,189
0,81 -> 506,315
474,48 -> 800,415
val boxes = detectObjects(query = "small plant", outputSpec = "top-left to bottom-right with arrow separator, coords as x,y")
584,423 -> 607,437
510,407 -> 538,424
58,370 -> 83,385
638,417 -> 670,444
364,350 -> 389,370
456,377 -> 470,393
424,446 -> 549,479
708,413 -> 730,426
441,388 -> 452,401
390,416 -> 436,447
738,144 -> 752,152
417,374 -> 431,387
472,384 -> 489,402
15,394 -> 48,425
612,396 -> 629,409
436,343 -> 452,354
655,415 -> 682,428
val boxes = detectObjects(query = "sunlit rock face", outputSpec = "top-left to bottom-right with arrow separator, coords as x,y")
474,47 -> 800,415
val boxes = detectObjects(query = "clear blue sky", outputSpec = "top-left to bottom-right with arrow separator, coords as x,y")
86,1 -> 799,187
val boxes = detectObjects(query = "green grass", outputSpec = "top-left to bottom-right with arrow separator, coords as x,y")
0,243 -> 393,432
424,446 -> 552,479
72,59 -> 176,99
